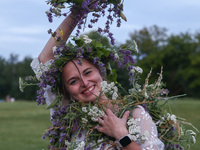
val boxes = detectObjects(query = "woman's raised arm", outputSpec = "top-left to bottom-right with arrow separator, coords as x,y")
38,12 -> 79,64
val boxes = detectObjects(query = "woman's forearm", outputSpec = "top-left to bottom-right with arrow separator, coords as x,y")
38,12 -> 79,64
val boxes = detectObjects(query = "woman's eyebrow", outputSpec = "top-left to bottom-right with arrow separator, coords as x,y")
67,77 -> 76,84
83,67 -> 92,73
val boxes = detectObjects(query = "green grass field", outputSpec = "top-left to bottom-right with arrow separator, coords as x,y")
0,98 -> 199,150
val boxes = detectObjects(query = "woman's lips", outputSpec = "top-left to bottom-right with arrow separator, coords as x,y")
82,85 -> 95,95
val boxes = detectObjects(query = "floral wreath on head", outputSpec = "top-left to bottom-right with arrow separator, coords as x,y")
31,33 -> 137,106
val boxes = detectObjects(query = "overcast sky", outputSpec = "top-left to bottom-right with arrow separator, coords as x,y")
0,0 -> 200,61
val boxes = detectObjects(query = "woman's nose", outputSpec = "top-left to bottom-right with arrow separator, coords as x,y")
80,76 -> 88,87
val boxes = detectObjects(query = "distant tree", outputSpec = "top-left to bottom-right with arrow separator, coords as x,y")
122,25 -> 168,61
0,54 -> 38,100
0,57 -> 7,98
16,56 -> 38,100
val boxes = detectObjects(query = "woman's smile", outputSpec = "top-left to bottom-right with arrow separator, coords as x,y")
81,85 -> 95,95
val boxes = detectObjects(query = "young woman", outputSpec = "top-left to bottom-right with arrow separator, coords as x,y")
31,11 -> 164,150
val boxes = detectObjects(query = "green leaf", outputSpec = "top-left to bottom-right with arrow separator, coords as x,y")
64,112 -> 77,120
57,0 -> 68,3
107,0 -> 120,4
55,59 -> 64,67
46,96 -> 60,109
107,69 -> 117,82
96,51 -> 104,58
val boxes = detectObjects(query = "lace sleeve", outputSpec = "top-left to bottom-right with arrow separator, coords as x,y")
132,105 -> 165,150
30,58 -> 55,116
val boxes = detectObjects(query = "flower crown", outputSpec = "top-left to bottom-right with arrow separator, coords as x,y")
32,33 -> 137,105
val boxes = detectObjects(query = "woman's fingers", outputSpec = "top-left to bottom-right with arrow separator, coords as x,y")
121,111 -> 130,123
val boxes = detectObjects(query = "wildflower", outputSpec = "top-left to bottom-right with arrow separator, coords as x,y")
114,52 -> 119,60
186,130 -> 196,136
19,77 -> 26,92
133,40 -> 139,53
82,107 -> 88,113
82,118 -> 88,124
74,141 -> 85,150
83,35 -> 92,44
130,66 -> 143,74
166,113 -> 177,123
191,136 -> 196,143
100,81 -> 118,100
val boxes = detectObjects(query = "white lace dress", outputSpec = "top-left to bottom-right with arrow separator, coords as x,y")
31,58 -> 165,150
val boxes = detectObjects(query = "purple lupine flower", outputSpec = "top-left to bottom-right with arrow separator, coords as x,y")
88,24 -> 93,28
117,60 -> 123,68
164,144 -> 168,149
176,144 -> 180,148
49,138 -> 55,144
93,57 -> 99,64
170,143 -> 174,149
47,29 -> 52,34
127,66 -> 134,71
128,55 -> 135,64
82,0 -> 89,9
109,52 -> 116,61
117,18 -> 121,27
77,47 -> 84,54
86,47 -> 92,53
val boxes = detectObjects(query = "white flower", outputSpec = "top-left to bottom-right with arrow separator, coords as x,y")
74,141 -> 85,150
99,111 -> 105,117
82,118 -> 88,124
133,40 -> 139,53
100,81 -> 118,100
82,107 -> 88,113
65,140 -> 71,147
180,127 -> 184,136
131,135 -> 138,141
127,118 -> 139,126
83,35 -> 92,44
114,53 -> 119,60
91,117 -> 98,122
112,92 -> 118,100
170,114 -> 177,123
130,66 -> 143,74
92,106 -> 99,113
186,130 -> 196,137
192,136 -> 196,144
166,113 -> 177,123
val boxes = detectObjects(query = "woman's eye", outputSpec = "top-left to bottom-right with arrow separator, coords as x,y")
70,80 -> 77,85
85,71 -> 92,75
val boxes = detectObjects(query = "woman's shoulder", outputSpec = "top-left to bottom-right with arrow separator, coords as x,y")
131,105 -> 152,120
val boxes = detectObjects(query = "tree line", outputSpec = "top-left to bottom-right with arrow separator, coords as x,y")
0,25 -> 199,101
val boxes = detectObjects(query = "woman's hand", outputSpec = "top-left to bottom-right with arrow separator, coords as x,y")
97,109 -> 130,140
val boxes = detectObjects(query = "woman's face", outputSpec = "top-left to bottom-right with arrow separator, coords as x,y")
62,59 -> 106,103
